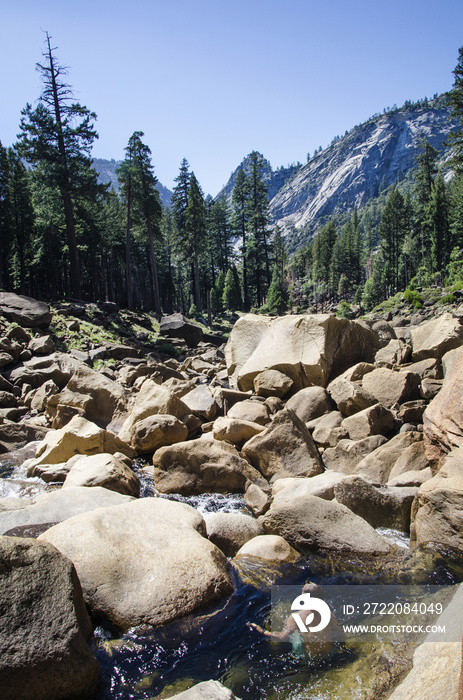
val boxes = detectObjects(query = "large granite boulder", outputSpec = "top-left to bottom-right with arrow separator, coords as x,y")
30,416 -> 133,468
225,313 -> 379,391
0,421 -> 50,453
0,536 -> 99,700
226,399 -> 271,426
424,350 -> 463,469
118,381 -> 189,443
323,435 -> 388,474
271,472 -> 349,503
62,453 -> 140,497
354,431 -> 423,484
152,438 -> 267,495
341,403 -> 395,441
0,292 -> 52,328
241,409 -> 323,482
159,313 -> 203,346
6,352 -> 81,389
362,368 -> 420,408
46,364 -> 127,429
410,312 -> 463,361
39,498 -> 233,631
327,376 -> 377,417
412,447 -> 463,553
285,386 -> 333,422
0,486 -> 135,537
260,495 -> 390,554
126,414 -> 188,453
234,534 -> 300,563
253,369 -> 294,398
212,416 -> 264,446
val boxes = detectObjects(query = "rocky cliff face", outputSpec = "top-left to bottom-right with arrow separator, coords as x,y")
220,99 -> 458,238
219,153 -> 301,204
92,158 -> 173,206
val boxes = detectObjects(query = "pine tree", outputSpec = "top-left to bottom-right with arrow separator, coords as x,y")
185,173 -> 206,310
117,138 -> 137,308
0,142 -> 9,289
222,267 -> 242,311
448,46 -> 463,173
232,168 -> 250,309
171,158 -> 190,237
17,33 -> 102,297
427,170 -> 450,273
246,152 -> 270,306
6,148 -> 34,294
379,187 -> 407,292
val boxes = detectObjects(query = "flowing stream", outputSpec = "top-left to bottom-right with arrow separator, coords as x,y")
2,448 -> 463,699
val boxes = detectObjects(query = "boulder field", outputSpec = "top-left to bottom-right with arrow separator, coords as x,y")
1,295 -> 463,697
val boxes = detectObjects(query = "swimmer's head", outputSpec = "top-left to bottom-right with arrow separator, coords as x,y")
302,581 -> 324,598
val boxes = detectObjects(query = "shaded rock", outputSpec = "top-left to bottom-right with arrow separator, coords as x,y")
46,364 -> 127,429
182,385 -> 217,421
0,486 -> 134,536
442,344 -> 463,376
253,369 -> 294,398
397,400 -> 427,423
39,498 -> 233,631
410,312 -> 463,361
0,391 -> 18,408
362,368 -> 420,408
118,381 -> 189,443
412,447 -> 463,553
63,453 -> 140,497
334,476 -> 417,532
285,386 -> 333,422
205,513 -> 264,557
0,292 -> 52,328
419,378 -> 443,400
6,352 -> 80,389
126,414 -> 188,453
0,421 -> 50,453
323,435 -> 388,474
355,431 -> 423,484
31,415 -> 133,468
28,334 -> 55,355
235,534 -> 300,563
311,411 -> 348,447
341,403 -> 395,441
225,313 -> 379,391
51,404 -> 85,430
0,536 -> 99,700
371,319 -> 397,347
327,376 -> 377,417
152,438 -> 267,495
212,416 -> 264,446
226,399 -> 270,426
403,357 -> 442,380
338,362 -> 375,382
241,408 -> 323,482
272,471 -> 349,503
374,338 -> 411,367
30,379 -> 59,412
160,313 -> 203,346
260,495 -> 390,554
423,350 -> 463,468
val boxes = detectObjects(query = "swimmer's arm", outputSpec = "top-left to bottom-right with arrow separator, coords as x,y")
247,615 -> 297,640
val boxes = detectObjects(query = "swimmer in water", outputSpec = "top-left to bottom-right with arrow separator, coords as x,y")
247,581 -> 344,659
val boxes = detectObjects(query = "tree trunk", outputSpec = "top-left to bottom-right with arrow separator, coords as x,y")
147,218 -> 161,316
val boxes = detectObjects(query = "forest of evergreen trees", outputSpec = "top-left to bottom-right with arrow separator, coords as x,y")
0,36 -> 462,319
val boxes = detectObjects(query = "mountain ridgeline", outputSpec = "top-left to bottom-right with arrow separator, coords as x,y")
92,158 -> 173,207
219,96 -> 458,243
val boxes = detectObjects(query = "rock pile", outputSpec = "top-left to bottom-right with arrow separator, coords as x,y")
1,296 -> 463,697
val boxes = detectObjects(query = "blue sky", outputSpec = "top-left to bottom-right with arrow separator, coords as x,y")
2,0 -> 462,195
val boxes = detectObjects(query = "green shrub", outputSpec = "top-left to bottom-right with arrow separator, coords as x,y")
336,301 -> 354,319
403,288 -> 423,309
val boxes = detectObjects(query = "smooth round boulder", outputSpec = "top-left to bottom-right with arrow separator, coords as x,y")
205,512 -> 264,556
39,498 -> 233,631
128,414 -> 188,453
285,386 -> 333,422
63,453 -> 140,497
253,369 -> 294,398
234,534 -> 300,563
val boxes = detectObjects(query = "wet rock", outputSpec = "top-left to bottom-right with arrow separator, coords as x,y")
260,495 -> 391,554
152,438 -> 267,495
0,292 -> 52,328
235,534 -> 300,563
225,313 -> 378,391
39,498 -> 233,631
63,453 -> 140,497
206,512 -> 264,557
241,409 -> 323,482
163,680 -> 240,699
